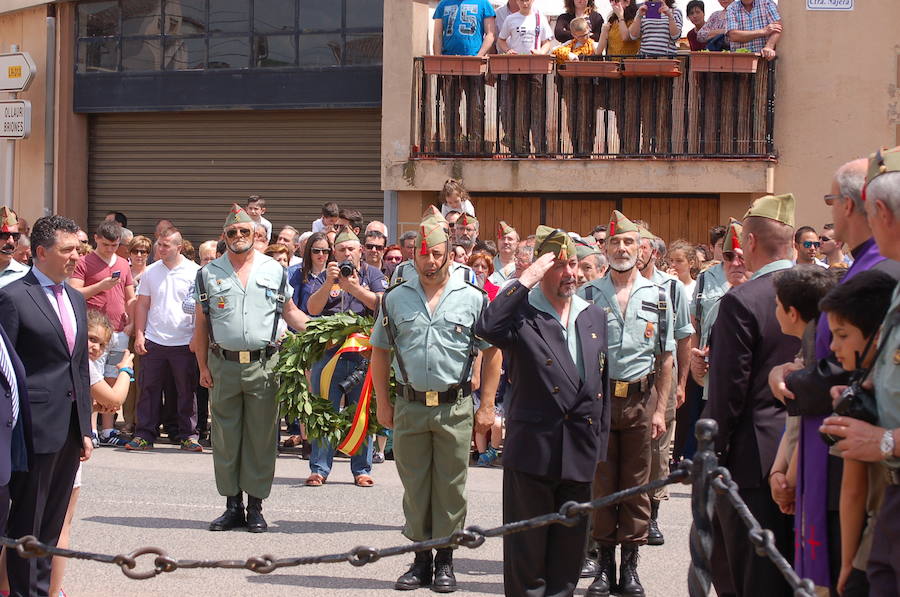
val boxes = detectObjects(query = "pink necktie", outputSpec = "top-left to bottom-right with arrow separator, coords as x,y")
51,284 -> 76,354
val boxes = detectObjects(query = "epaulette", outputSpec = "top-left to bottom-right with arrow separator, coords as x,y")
465,280 -> 488,295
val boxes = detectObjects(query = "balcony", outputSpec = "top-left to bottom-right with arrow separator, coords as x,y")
410,53 -> 777,160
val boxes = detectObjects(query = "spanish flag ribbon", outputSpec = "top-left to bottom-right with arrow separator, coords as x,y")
316,333 -> 374,456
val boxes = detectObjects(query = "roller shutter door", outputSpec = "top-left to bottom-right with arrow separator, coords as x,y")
87,109 -> 383,244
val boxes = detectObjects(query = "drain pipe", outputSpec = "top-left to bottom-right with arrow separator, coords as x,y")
43,4 -> 56,216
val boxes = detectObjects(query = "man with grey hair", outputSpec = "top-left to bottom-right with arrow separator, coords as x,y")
365,220 -> 388,237
276,225 -> 302,266
399,230 -> 418,262
820,147 -> 900,595
127,228 -> 202,452
116,227 -> 134,259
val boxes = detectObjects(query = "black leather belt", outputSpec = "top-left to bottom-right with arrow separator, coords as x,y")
399,382 -> 472,406
889,467 -> 900,486
610,374 -> 655,398
214,346 -> 277,363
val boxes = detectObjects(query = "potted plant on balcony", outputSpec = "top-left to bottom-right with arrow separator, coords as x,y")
422,55 -> 487,76
621,58 -> 682,78
689,49 -> 759,74
557,59 -> 622,79
488,53 -> 555,75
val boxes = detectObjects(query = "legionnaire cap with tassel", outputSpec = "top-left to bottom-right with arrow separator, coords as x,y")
534,225 -> 577,260
224,203 -> 254,227
416,206 -> 450,255
743,193 -> 795,228
607,210 -> 640,237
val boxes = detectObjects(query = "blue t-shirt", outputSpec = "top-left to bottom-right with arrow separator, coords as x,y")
434,0 -> 496,56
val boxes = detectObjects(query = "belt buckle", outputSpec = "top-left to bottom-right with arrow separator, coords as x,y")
425,391 -> 439,407
238,350 -> 251,364
614,381 -> 629,398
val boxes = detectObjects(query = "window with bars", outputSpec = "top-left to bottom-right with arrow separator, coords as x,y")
75,0 -> 383,73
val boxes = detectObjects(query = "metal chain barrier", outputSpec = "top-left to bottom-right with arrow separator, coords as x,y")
1,419 -> 819,595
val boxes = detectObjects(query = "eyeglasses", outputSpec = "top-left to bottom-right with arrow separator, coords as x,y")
802,240 -> 821,249
225,228 -> 252,238
130,249 -> 149,255
310,247 -> 330,255
365,243 -> 385,251
823,194 -> 842,206
819,236 -> 831,243
722,251 -> 743,262
0,232 -> 21,242
384,255 -> 403,262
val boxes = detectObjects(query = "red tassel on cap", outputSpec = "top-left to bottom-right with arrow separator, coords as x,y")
420,225 -> 429,255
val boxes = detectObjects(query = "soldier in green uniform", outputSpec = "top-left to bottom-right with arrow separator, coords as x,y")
577,210 -> 674,597
370,207 -> 502,593
635,227 -> 694,547
193,204 -> 309,533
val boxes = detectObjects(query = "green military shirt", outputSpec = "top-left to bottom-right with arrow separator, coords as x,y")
195,253 -> 286,351
578,273 -> 675,381
371,272 -> 491,392
691,263 -> 729,348
528,286 -> 589,380
873,282 -> 900,469
650,269 -> 695,341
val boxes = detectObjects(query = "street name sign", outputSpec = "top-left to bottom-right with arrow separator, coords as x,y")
807,0 -> 853,10
0,100 -> 31,139
0,52 -> 37,92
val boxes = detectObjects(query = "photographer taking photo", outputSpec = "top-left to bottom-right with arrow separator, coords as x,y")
305,226 -> 388,488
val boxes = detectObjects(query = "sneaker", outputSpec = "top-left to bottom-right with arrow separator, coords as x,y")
125,437 -> 153,451
476,446 -> 498,467
181,439 -> 204,453
372,452 -> 385,464
98,429 -> 129,447
91,431 -> 100,449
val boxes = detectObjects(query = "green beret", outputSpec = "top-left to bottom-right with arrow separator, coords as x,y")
608,210 -> 640,237
535,226 -> 577,260
416,206 -> 450,253
224,203 -> 253,227
743,193 -> 795,228
865,145 -> 900,185
334,226 -> 360,245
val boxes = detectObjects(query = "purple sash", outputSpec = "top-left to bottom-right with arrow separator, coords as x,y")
795,238 -> 885,585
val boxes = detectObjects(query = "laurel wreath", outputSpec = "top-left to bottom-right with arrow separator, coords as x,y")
275,313 -> 385,449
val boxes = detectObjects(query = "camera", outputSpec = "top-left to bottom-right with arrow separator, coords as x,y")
337,359 -> 369,395
338,260 -> 356,277
820,380 -> 879,446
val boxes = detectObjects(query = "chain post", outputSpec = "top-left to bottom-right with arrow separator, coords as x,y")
687,418 -> 718,597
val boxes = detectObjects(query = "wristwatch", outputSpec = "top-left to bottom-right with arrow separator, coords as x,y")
880,429 -> 896,461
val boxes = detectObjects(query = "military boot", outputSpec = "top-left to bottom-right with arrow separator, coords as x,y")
618,544 -> 645,597
585,545 -> 616,597
395,550 -> 433,591
246,496 -> 268,533
432,548 -> 457,593
208,494 -> 246,531
647,499 -> 664,546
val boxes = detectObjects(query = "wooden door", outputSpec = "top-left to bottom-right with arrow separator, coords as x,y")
471,196 -> 542,241
545,198 -> 617,237
621,197 -> 719,245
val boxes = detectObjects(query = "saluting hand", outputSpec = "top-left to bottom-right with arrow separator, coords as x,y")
518,253 -> 556,289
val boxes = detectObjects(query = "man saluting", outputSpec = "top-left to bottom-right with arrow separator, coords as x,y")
477,226 -> 611,597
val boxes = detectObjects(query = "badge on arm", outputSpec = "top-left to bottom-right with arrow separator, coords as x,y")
644,321 -> 654,339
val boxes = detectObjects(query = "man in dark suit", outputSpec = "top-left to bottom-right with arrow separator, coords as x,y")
703,193 -> 800,597
0,215 -> 93,597
477,227 -> 611,597
0,318 -> 30,532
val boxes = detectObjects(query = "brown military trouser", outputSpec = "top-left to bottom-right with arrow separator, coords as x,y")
650,362 -> 678,501
592,383 -> 653,546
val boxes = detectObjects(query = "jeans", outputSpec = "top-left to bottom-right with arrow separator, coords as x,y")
308,348 -> 373,477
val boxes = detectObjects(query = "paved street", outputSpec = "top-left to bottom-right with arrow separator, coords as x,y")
60,442 -> 697,596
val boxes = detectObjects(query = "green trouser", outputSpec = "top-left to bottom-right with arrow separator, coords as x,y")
208,351 -> 279,499
393,394 -> 474,542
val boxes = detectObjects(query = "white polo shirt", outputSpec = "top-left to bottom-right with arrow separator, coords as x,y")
138,256 -> 200,346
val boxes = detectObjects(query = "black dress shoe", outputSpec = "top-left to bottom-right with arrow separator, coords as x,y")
246,496 -> 267,533
431,548 -> 457,593
395,550 -> 433,591
209,494 -> 246,531
585,545 -> 616,597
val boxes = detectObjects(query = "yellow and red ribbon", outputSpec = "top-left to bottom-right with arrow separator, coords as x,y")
315,332 -> 374,456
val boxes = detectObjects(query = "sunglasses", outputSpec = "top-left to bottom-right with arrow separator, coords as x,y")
722,251 -> 742,262
130,248 -> 149,255
310,247 -> 330,255
365,243 -> 385,251
225,228 -> 253,238
0,232 -> 21,242
384,255 -> 403,262
819,236 -> 831,243
823,194 -> 842,206
802,240 -> 821,249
